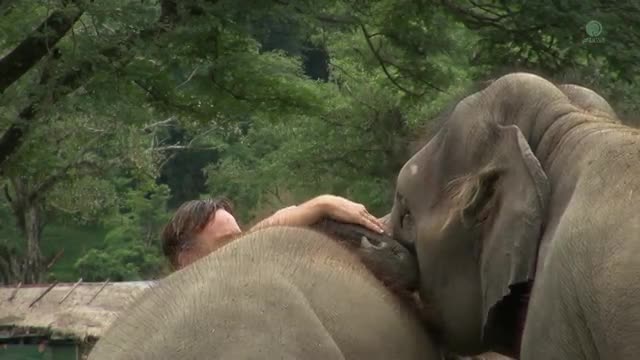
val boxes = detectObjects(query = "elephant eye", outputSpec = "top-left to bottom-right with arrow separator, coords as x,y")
400,211 -> 413,229
396,192 -> 414,230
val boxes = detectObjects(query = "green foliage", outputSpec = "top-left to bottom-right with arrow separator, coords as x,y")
205,3 -> 477,223
433,1 -> 640,124
39,224 -> 107,281
1,0 -> 638,282
102,180 -> 171,247
73,181 -> 171,281
439,1 -> 640,81
74,243 -> 163,282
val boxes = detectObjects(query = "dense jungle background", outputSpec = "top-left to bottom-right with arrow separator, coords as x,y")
0,0 -> 638,284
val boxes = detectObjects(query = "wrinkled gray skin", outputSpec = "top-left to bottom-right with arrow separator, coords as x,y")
312,217 -> 419,290
389,73 -> 640,359
88,226 -> 442,360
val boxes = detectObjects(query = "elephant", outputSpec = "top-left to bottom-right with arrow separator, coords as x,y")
388,72 -> 640,359
311,217 -> 419,291
88,225 -> 442,360
556,83 -> 619,120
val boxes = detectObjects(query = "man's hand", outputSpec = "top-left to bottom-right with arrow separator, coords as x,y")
316,195 -> 386,234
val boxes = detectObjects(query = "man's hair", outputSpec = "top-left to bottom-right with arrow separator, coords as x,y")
161,197 -> 235,269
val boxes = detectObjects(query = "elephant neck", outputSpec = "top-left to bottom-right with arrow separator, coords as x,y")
512,104 -> 572,163
505,104 -> 623,357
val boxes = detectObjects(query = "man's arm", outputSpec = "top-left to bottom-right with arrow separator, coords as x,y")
250,197 -> 328,231
250,195 -> 385,234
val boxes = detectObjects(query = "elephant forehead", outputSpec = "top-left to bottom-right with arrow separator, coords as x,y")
401,143 -> 431,175
398,160 -> 421,190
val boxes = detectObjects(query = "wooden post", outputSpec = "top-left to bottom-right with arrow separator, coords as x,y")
45,249 -> 65,270
29,281 -> 59,307
87,279 -> 110,305
58,278 -> 83,304
7,281 -> 22,301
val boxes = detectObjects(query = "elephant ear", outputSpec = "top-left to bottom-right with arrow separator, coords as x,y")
461,124 -> 550,346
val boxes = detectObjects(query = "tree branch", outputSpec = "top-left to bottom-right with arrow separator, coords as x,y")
48,200 -> 81,214
175,66 -> 199,89
0,1 -> 184,170
271,0 -> 357,25
149,125 -> 219,153
28,158 -> 103,204
25,131 -> 107,203
0,2 -> 84,94
132,79 -> 197,113
0,56 -> 94,170
467,0 -> 510,20
142,116 -> 177,132
439,0 -> 508,30
150,145 -> 221,152
360,25 -> 427,97
377,55 -> 447,93
209,76 -> 304,110
0,1 -> 17,16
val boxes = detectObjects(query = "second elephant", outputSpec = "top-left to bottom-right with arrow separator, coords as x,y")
389,72 -> 640,359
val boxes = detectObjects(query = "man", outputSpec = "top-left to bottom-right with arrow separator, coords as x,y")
161,195 -> 386,270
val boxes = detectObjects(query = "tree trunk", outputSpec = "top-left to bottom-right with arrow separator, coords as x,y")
22,202 -> 44,283
7,177 -> 46,284
0,3 -> 84,94
0,243 -> 22,285
0,0 -> 187,169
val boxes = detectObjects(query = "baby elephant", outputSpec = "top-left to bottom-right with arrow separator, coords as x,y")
88,226 -> 442,360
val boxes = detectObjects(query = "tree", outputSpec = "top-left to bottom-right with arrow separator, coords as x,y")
0,106 -> 164,282
435,0 -> 640,120
5,0 -> 431,281
204,1 -> 478,223
0,195 -> 22,284
3,0 -> 637,284
74,180 -> 171,281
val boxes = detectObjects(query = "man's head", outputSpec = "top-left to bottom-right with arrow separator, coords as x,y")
161,198 -> 242,270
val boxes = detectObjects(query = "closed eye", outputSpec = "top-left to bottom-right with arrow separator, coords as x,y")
395,192 -> 413,230
400,211 -> 413,229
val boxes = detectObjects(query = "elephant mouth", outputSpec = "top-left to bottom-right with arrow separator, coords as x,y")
311,218 -> 420,290
395,236 -> 416,255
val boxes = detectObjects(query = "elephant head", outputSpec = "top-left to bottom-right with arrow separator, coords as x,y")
557,83 -> 619,120
388,73 -> 619,357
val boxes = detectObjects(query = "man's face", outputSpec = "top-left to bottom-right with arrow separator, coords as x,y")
197,208 -> 242,253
